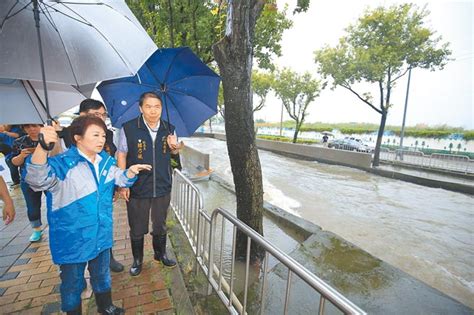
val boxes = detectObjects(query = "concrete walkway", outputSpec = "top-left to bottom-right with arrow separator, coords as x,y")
0,186 -> 175,314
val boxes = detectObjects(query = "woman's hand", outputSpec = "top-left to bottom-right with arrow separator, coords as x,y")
40,126 -> 58,146
3,201 -> 15,225
126,164 -> 152,179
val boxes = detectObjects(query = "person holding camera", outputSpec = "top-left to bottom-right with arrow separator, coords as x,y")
11,124 -> 46,242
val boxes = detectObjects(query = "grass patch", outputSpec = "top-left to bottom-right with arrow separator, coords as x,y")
257,134 -> 317,144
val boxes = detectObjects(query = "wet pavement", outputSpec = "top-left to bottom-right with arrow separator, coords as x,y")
183,136 -> 474,310
0,170 -> 178,314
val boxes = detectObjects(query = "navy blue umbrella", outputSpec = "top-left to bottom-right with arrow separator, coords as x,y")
97,47 -> 220,137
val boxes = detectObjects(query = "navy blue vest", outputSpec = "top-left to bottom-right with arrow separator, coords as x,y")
123,116 -> 174,198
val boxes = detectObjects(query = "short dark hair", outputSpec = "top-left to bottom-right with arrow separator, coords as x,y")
69,115 -> 107,145
139,92 -> 162,107
79,99 -> 106,113
22,124 -> 43,129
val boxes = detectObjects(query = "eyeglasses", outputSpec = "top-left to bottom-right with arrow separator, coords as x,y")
91,112 -> 108,119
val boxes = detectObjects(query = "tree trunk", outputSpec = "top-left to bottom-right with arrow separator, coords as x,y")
167,0 -> 175,47
373,110 -> 387,166
213,0 -> 265,260
292,120 -> 300,143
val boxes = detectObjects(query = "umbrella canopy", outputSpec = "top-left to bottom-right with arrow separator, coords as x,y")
97,47 -> 220,137
322,131 -> 334,136
0,0 -> 157,86
0,78 -> 89,124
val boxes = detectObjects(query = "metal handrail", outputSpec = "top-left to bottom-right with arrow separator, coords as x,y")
208,207 -> 366,315
171,169 -> 366,315
171,169 -> 211,275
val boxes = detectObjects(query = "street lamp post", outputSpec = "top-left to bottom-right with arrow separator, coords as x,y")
279,102 -> 284,136
398,67 -> 412,160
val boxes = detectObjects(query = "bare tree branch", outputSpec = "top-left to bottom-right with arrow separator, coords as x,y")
341,84 -> 383,114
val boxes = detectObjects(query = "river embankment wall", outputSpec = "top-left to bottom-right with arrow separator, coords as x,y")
192,133 -> 473,195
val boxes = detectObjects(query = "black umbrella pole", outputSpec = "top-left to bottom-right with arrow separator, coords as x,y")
164,95 -> 171,135
33,0 -> 54,150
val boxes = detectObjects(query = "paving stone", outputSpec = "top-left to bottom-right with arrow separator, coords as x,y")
1,244 -> 28,256
7,236 -> 31,246
0,238 -> 10,248
16,285 -> 53,301
8,262 -> 40,273
0,184 -> 178,314
12,258 -> 30,266
0,276 -> 29,288
0,272 -> 19,281
53,284 -> 61,294
0,267 -> 7,277
0,231 -> 19,239
0,254 -> 19,268
42,301 -> 61,314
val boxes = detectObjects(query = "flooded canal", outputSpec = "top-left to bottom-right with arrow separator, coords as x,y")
183,137 -> 474,309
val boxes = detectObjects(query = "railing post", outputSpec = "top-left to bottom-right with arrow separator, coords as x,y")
207,212 -> 216,295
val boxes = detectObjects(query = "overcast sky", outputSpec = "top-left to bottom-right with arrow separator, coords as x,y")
255,0 -> 473,129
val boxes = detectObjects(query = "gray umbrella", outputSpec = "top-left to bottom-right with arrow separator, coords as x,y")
0,78 -> 90,124
0,0 -> 156,86
0,0 -> 156,149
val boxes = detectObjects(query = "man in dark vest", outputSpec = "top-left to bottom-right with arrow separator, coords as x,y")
58,99 -> 124,273
117,92 -> 182,276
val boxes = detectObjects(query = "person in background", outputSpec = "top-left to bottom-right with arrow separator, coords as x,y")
58,99 -> 123,273
11,124 -> 46,242
117,92 -> 183,276
322,134 -> 329,146
0,169 -> 15,225
25,116 -> 151,315
0,124 -> 22,187
59,99 -> 116,155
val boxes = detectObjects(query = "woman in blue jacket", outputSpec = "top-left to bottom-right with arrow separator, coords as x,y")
25,116 -> 151,315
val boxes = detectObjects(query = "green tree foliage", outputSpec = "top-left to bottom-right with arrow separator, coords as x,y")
126,0 -> 292,69
254,4 -> 293,71
273,68 -> 323,143
294,0 -> 311,13
126,0 -> 221,63
314,4 -> 451,166
252,70 -> 275,112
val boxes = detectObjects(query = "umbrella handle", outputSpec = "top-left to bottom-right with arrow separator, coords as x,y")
38,133 -> 55,151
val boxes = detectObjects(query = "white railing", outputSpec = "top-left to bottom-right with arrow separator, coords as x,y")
170,169 -> 366,315
430,153 -> 471,173
379,150 -> 473,174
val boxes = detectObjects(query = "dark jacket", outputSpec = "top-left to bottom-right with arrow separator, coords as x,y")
11,135 -> 39,181
122,116 -> 174,198
59,127 -> 117,156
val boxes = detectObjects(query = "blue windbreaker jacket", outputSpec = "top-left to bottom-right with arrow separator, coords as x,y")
25,146 -> 136,264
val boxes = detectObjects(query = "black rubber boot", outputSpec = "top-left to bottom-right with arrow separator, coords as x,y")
66,303 -> 82,315
153,234 -> 176,268
129,238 -> 144,276
109,248 -> 124,273
95,291 -> 124,315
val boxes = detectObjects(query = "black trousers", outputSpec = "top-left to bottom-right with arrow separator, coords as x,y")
126,194 -> 171,240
